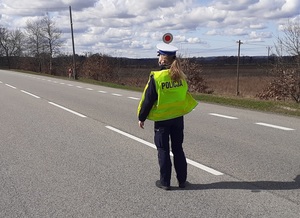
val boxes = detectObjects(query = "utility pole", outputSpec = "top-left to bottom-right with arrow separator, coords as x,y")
267,46 -> 272,64
266,46 -> 272,76
69,6 -> 76,79
236,40 -> 243,96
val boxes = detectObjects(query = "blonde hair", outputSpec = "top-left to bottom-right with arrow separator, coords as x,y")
159,55 -> 186,82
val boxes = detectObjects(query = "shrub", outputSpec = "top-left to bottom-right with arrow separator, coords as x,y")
180,58 -> 213,94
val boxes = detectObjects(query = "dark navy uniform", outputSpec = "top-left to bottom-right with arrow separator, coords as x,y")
138,74 -> 187,187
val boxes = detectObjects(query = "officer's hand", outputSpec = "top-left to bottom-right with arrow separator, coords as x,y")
139,121 -> 144,129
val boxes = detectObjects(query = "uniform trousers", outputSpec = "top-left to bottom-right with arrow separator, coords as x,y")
154,116 -> 187,186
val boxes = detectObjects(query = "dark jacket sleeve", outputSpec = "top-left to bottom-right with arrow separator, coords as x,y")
138,76 -> 158,122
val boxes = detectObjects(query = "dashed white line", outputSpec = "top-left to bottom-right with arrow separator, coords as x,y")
48,102 -> 87,118
21,90 -> 40,99
5,84 -> 16,89
209,113 -> 238,120
106,125 -> 224,176
255,122 -> 295,131
0,81 -> 3,83
128,97 -> 140,100
12,76 -> 297,133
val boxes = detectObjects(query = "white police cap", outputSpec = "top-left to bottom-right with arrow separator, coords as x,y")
156,43 -> 178,56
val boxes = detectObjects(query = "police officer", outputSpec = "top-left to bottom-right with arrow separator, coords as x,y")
137,43 -> 198,190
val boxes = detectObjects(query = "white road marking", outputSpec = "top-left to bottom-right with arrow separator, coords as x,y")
60,83 -> 65,85
209,113 -> 238,120
128,97 -> 140,100
106,126 -> 224,176
86,88 -> 93,91
5,84 -> 16,89
76,86 -> 83,88
98,91 -> 107,93
112,93 -> 122,97
255,122 -> 295,131
0,81 -> 3,83
21,90 -> 40,99
67,84 -> 73,87
48,102 -> 87,118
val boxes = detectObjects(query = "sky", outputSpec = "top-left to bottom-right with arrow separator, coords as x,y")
0,0 -> 299,58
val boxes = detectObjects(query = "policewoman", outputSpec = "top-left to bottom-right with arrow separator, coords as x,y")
137,43 -> 198,190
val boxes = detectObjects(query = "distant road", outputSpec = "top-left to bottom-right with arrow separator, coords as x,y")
1,69 -> 300,217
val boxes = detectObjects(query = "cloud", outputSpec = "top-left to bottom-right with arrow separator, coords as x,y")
214,0 -> 259,11
248,31 -> 272,41
0,0 -> 299,57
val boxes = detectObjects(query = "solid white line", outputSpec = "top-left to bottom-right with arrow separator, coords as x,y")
255,122 -> 295,131
21,90 -> 40,99
209,113 -> 238,120
128,97 -> 140,100
5,84 -> 17,89
186,159 -> 224,176
105,126 -> 224,176
48,102 -> 87,118
112,93 -> 122,96
106,126 -> 156,149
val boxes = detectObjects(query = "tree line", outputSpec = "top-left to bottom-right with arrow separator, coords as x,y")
0,16 -> 62,73
0,17 -> 299,103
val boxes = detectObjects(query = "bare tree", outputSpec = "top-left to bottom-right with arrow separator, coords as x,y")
40,16 -> 63,74
258,19 -> 300,103
280,20 -> 300,57
25,19 -> 45,72
0,27 -> 25,69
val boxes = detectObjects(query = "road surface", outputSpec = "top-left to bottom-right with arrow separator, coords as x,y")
1,69 -> 299,217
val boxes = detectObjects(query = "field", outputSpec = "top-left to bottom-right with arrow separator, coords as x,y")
201,65 -> 272,98
121,64 -> 274,99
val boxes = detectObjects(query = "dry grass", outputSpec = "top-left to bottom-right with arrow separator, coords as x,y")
115,65 -> 276,99
201,65 -> 273,98
205,76 -> 273,97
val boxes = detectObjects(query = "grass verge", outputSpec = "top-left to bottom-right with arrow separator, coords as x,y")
79,78 -> 300,117
194,93 -> 300,117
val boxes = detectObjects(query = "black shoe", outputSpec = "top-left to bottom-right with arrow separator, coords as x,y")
155,180 -> 171,190
178,181 -> 188,188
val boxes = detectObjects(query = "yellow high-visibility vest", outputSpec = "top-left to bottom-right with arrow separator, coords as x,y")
138,69 -> 198,121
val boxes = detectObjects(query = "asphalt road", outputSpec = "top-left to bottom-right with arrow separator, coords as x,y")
1,69 -> 300,217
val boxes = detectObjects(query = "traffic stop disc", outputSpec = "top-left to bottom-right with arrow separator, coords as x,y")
162,33 -> 173,44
